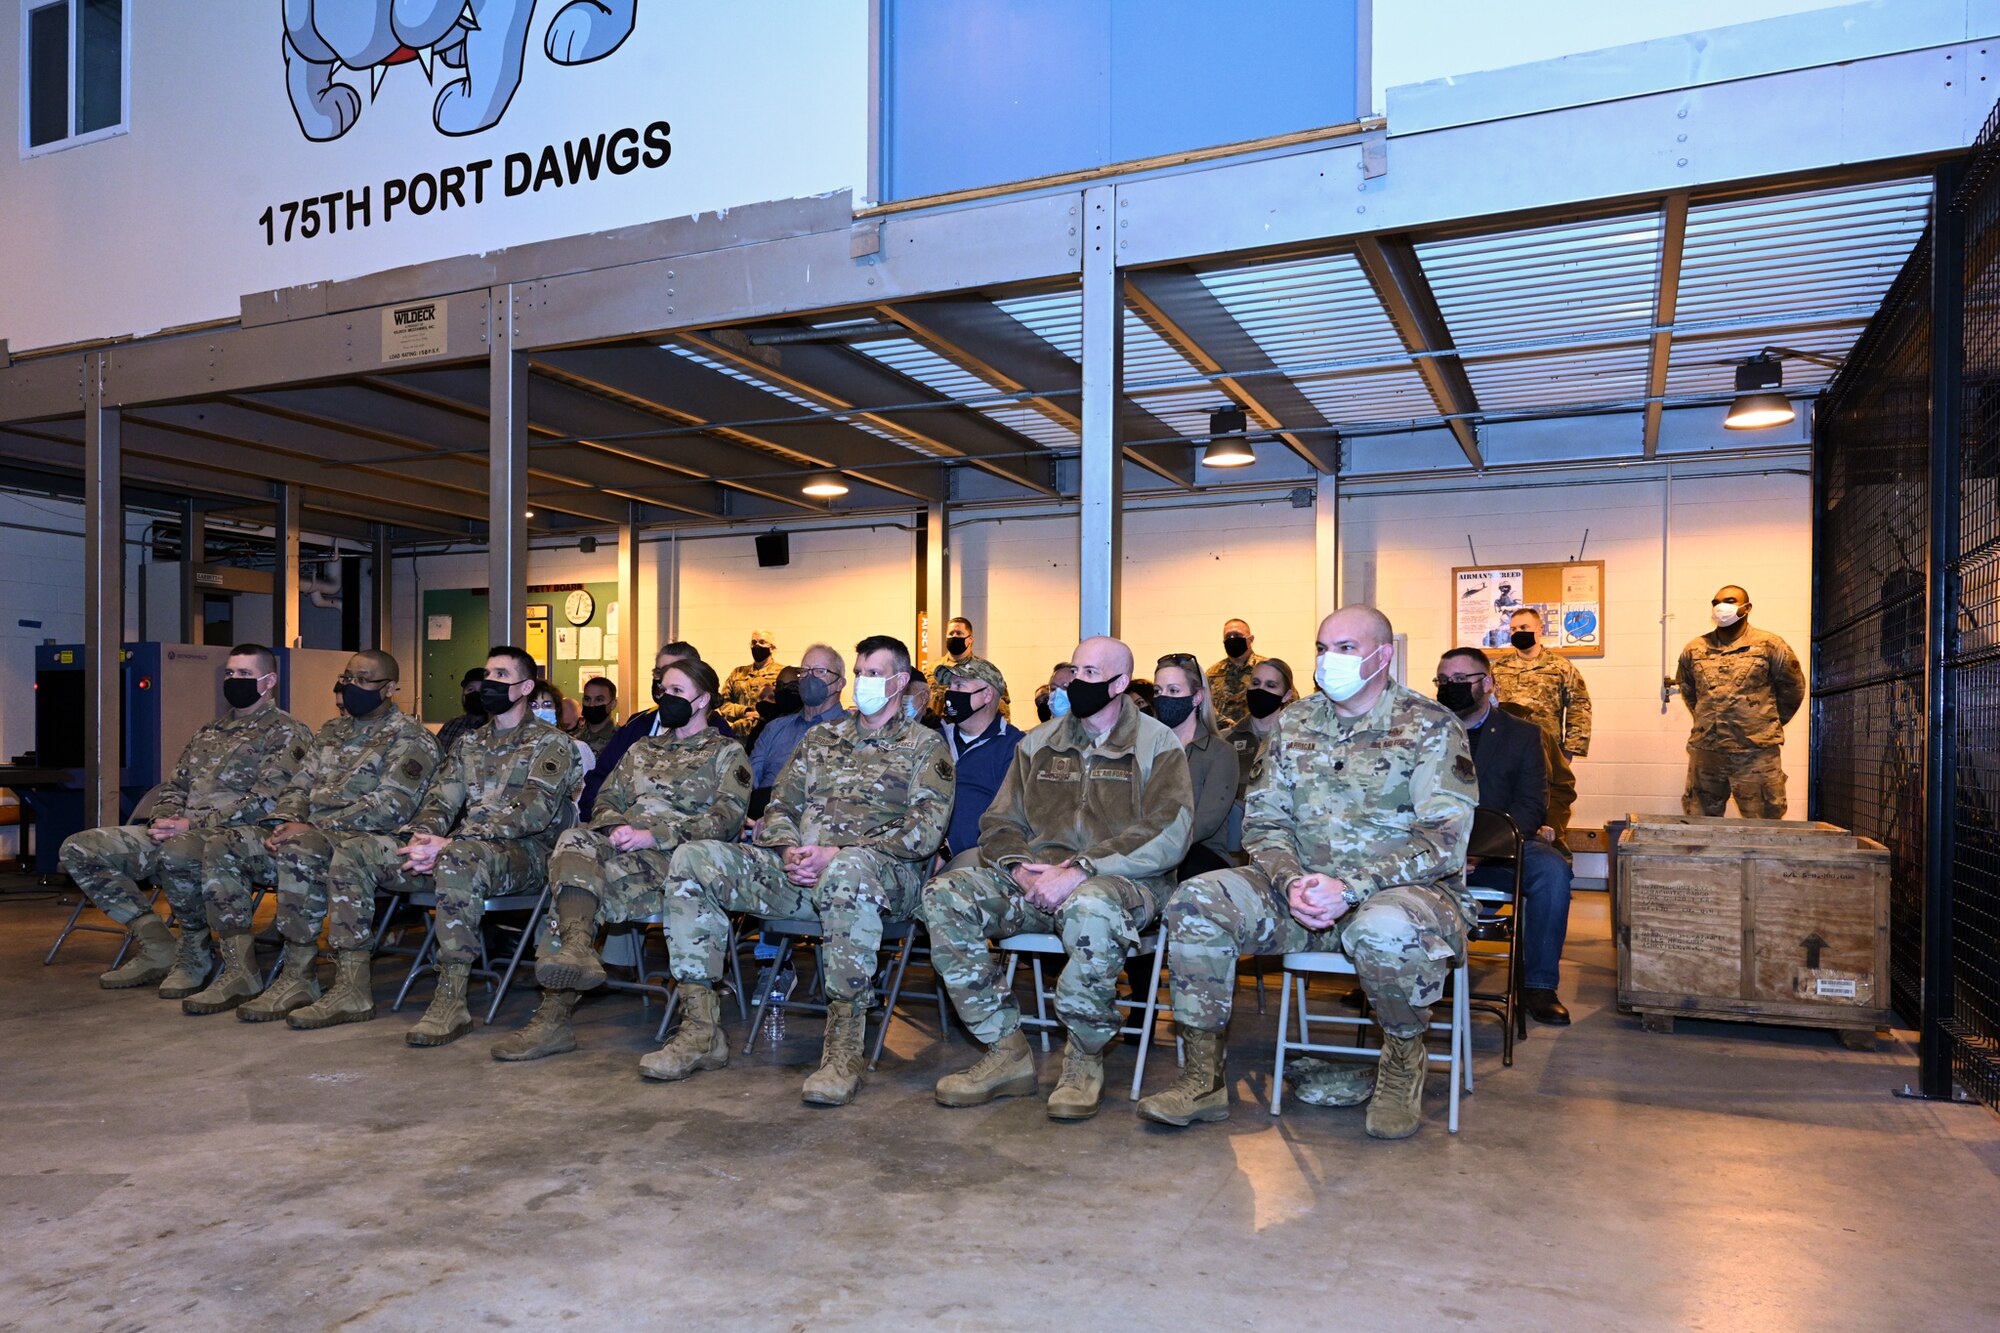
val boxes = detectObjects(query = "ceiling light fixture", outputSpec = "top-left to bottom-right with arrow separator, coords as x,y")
1723,354 -> 1795,430
801,472 -> 850,498
1203,405 -> 1256,467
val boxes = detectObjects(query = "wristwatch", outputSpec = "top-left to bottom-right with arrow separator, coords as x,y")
1073,855 -> 1099,878
1340,886 -> 1366,908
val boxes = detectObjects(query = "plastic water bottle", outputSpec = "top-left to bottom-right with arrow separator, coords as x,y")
766,965 -> 796,1045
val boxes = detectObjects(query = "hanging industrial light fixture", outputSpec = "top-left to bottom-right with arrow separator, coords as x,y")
1203,405 -> 1256,467
1723,353 -> 1795,430
801,472 -> 850,498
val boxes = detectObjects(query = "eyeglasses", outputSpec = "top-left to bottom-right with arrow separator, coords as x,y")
798,666 -> 841,681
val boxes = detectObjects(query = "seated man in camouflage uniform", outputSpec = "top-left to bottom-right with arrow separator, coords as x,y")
923,635 -> 1193,1123
643,634 -> 953,1108
494,659 -> 751,1062
1138,606 -> 1477,1140
187,650 -> 441,1023
287,645 -> 581,1045
59,644 -> 312,1000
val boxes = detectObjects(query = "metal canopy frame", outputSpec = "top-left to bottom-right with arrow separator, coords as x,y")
0,30 -> 1984,820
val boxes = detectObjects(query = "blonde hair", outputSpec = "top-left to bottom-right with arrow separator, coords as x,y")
1154,655 -> 1219,734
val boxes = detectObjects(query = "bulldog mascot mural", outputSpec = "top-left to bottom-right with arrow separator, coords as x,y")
284,0 -> 638,140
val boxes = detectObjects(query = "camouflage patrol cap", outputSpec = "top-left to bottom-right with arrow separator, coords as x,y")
945,657 -> 1007,698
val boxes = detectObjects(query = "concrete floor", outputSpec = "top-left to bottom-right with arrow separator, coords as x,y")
3,881 -> 1998,1332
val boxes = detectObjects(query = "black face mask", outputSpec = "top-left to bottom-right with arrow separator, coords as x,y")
477,680 -> 523,717
941,689 -> 978,723
772,685 -> 803,717
1510,630 -> 1537,652
1223,634 -> 1249,659
656,695 -> 695,730
223,677 -> 264,710
945,635 -> 968,657
462,690 -> 487,717
797,675 -> 833,708
1035,694 -> 1053,723
340,684 -> 385,718
1152,694 -> 1197,728
755,699 -> 779,721
581,704 -> 610,726
1244,688 -> 1284,720
1436,681 -> 1479,714
1066,676 -> 1117,718
750,644 -> 772,665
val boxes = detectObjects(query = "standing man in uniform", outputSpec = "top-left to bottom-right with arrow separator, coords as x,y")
1489,607 -> 1591,843
1138,606 -> 1476,1140
204,650 -> 443,1022
60,645 -> 312,999
568,676 -> 621,760
644,635 -> 953,1107
718,630 -> 784,737
1679,585 -> 1807,818
923,635 -> 1193,1122
287,646 -> 581,1044
1206,619 -> 1266,730
929,617 -> 982,692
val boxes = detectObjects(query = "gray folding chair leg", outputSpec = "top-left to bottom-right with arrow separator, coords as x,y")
1127,941 -> 1170,1100
867,928 -> 916,1070
392,915 -> 441,1011
482,888 -> 549,1024
46,884 -> 162,966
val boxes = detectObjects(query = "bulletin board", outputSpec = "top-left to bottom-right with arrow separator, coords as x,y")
1451,561 -> 1605,658
419,582 -> 622,723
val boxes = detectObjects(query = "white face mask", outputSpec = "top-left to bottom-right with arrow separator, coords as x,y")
853,675 -> 897,716
1316,648 -> 1384,703
1711,601 -> 1744,627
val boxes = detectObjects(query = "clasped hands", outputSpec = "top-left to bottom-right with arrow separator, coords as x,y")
1010,860 -> 1089,911
1287,872 -> 1354,932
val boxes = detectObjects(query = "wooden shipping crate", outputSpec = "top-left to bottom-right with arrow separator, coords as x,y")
1615,816 -> 1892,1046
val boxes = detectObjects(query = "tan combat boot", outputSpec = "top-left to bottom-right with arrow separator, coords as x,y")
1364,1031 -> 1430,1140
287,949 -> 375,1029
801,998 -> 869,1107
639,984 -> 729,1081
1136,1028 -> 1230,1126
99,915 -> 177,989
1046,1036 -> 1106,1121
155,923 -> 214,998
182,931 -> 263,1015
533,889 -> 606,992
405,961 -> 474,1046
935,1029 -> 1037,1107
239,942 -> 322,1022
491,989 -> 581,1062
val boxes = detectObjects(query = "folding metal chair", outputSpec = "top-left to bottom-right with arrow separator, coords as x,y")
45,883 -> 164,966
1271,949 -> 1472,1133
998,930 -> 1174,1101
391,885 -> 550,1024
1466,807 -> 1528,1066
744,916 -> 944,1069
603,913 -> 752,1039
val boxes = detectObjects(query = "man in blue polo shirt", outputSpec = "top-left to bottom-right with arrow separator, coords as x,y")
938,657 -> 1025,860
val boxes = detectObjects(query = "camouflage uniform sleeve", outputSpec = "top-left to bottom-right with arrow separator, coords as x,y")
1771,637 -> 1807,726
202,719 -> 312,828
1243,716 -> 1306,887
645,741 -> 753,846
974,736 -> 1038,868
850,731 -> 954,862
754,734 -> 812,851
1563,659 -> 1592,756
1677,644 -> 1698,715
466,732 -> 581,840
338,730 -> 442,832
1081,730 -> 1193,881
586,747 -> 641,830
1342,715 -> 1477,901
146,730 -> 206,821
408,740 -> 470,836
267,745 -> 320,825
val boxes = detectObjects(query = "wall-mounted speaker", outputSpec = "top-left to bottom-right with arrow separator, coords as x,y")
755,531 -> 790,568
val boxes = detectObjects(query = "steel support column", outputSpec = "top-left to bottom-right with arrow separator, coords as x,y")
272,483 -> 302,650
1315,474 -> 1340,627
1919,162 -> 1966,1100
84,355 -> 122,829
370,524 -> 393,655
1078,186 -> 1123,639
489,285 -> 529,653
179,500 -> 205,645
616,505 -> 640,709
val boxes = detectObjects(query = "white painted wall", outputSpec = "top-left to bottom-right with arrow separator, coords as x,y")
0,0 -> 869,351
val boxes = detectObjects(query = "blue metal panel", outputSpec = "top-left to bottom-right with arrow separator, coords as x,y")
880,0 -> 1364,202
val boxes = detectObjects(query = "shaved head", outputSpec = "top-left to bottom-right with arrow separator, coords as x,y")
1320,605 -> 1393,653
1073,635 -> 1134,680
349,649 -> 399,681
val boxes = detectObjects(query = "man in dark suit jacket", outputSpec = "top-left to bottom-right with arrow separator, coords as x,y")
1436,647 -> 1575,1025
